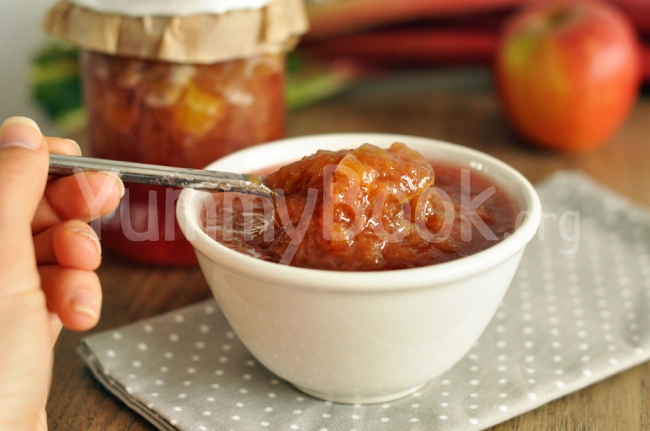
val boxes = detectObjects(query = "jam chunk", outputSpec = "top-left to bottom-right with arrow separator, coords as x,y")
262,143 -> 445,270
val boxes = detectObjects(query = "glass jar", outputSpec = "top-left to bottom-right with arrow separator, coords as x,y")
81,51 -> 286,265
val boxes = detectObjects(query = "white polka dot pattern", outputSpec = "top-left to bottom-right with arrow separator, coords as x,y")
79,172 -> 650,430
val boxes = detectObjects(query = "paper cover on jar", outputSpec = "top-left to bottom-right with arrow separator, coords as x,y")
42,0 -> 309,64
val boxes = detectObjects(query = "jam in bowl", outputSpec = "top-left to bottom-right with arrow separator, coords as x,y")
177,133 -> 542,403
201,142 -> 521,271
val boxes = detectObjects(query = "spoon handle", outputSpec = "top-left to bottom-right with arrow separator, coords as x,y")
49,154 -> 273,197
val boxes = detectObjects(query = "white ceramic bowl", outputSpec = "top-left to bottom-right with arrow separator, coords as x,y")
177,133 -> 542,404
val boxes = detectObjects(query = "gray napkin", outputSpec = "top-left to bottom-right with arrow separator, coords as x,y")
79,171 -> 650,431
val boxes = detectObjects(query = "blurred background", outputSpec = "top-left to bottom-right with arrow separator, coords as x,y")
298,0 -> 650,72
7,0 -> 650,152
0,0 -> 55,133
5,0 -> 650,146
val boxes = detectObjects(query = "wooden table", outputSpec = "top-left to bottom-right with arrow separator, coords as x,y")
47,68 -> 650,430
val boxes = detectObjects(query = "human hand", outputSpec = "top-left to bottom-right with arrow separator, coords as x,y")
0,117 -> 124,431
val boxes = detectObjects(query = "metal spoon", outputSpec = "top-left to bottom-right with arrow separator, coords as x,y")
49,154 -> 273,198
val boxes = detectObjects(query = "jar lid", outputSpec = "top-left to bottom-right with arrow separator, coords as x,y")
69,0 -> 275,17
42,0 -> 309,64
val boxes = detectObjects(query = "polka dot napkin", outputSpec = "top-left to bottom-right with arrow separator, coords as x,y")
79,171 -> 650,431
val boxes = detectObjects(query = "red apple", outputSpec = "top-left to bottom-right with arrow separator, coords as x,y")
495,1 -> 641,152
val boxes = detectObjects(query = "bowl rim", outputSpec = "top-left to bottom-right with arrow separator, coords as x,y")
177,133 -> 542,292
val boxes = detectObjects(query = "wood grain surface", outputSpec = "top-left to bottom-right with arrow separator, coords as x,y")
47,68 -> 650,430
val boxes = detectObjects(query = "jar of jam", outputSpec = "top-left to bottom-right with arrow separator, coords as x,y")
43,0 -> 308,265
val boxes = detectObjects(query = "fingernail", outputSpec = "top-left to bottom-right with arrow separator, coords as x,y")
1,116 -> 40,131
66,139 -> 82,156
72,227 -> 102,257
69,290 -> 98,320
106,172 -> 125,198
0,116 -> 42,150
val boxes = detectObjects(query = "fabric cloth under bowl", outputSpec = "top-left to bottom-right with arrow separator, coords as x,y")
79,171 -> 650,431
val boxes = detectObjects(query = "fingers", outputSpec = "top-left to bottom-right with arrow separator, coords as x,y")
47,136 -> 82,156
0,117 -> 49,293
33,220 -> 102,270
39,265 -> 102,331
32,172 -> 124,234
0,118 -> 107,335
32,135 -> 123,234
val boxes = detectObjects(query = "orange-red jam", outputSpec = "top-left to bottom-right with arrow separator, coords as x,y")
203,143 -> 519,271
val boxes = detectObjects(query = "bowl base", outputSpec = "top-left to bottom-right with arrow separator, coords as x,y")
292,383 -> 427,404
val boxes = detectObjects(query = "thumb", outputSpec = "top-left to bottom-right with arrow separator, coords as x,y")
0,117 -> 49,294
